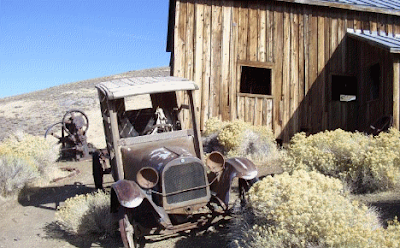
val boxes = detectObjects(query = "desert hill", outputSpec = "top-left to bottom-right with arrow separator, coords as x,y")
0,67 -> 170,147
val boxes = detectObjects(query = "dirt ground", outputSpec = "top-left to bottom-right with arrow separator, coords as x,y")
0,159 -> 232,248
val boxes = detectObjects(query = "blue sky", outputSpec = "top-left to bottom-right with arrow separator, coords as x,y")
0,0 -> 171,98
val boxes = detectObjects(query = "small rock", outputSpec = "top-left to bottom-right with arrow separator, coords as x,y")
207,226 -> 216,233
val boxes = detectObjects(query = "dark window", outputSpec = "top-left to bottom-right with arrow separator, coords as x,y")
368,63 -> 380,100
331,75 -> 357,101
240,66 -> 272,95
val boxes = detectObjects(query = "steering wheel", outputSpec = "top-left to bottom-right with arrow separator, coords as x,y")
145,123 -> 173,135
62,109 -> 89,136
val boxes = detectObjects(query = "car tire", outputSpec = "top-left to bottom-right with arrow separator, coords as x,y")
92,151 -> 104,190
119,208 -> 144,248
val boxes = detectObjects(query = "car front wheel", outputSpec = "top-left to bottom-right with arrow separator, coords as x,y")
119,208 -> 145,248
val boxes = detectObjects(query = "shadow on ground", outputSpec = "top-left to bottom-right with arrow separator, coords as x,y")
43,222 -> 122,248
172,225 -> 230,248
369,200 -> 400,227
18,182 -> 95,211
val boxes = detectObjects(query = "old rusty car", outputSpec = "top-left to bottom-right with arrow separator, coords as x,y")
94,76 -> 258,247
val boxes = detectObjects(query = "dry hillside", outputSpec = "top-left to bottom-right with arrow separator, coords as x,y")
0,67 -> 170,148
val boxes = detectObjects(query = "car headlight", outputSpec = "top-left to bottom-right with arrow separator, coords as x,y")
206,151 -> 225,173
136,167 -> 159,189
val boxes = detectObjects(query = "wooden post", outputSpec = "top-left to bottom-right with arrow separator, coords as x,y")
393,55 -> 400,129
188,90 -> 204,161
108,99 -> 124,180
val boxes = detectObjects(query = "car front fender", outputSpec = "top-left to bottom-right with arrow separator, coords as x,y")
210,157 -> 258,208
225,157 -> 258,180
111,179 -> 145,209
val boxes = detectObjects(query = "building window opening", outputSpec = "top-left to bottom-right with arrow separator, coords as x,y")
331,75 -> 357,102
240,66 -> 272,95
368,63 -> 380,101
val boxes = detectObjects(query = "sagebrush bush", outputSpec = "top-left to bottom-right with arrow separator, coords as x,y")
284,129 -> 400,193
0,131 -> 58,174
203,118 -> 279,164
55,190 -> 115,236
229,170 -> 400,248
203,117 -> 227,136
0,154 -> 40,196
0,131 -> 63,196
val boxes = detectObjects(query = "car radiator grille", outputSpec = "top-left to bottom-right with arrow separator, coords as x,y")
163,162 -> 207,204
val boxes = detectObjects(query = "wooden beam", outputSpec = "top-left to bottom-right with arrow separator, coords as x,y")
273,0 -> 400,17
188,90 -> 204,160
393,55 -> 400,129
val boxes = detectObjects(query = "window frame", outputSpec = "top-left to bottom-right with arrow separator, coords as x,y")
237,61 -> 274,97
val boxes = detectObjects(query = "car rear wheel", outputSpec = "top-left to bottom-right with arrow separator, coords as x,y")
238,177 -> 259,205
92,151 -> 104,190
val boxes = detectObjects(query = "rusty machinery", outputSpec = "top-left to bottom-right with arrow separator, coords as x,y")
45,109 -> 95,161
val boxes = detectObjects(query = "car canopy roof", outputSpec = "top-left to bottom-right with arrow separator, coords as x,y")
96,76 -> 198,100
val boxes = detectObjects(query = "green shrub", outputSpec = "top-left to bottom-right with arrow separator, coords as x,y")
229,170 -> 400,248
284,129 -> 400,193
55,190 -> 115,236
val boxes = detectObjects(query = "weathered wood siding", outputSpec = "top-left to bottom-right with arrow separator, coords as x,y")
172,0 -> 400,141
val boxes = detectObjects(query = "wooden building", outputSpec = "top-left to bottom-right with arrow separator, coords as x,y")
166,0 -> 400,141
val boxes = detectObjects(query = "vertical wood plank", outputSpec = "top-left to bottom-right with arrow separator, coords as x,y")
266,3 -> 274,63
254,97 -> 260,125
201,1 -> 211,129
258,3 -> 266,62
183,0 -> 195,128
267,99 -> 273,129
238,96 -> 245,120
318,12 -> 326,130
290,8 -> 299,135
282,4 -> 291,141
237,1 -> 248,60
303,8 -> 310,130
309,10 -> 318,133
262,97 -> 268,126
221,3 -> 232,121
194,1 -> 204,129
387,15 -> 394,34
210,1 -> 222,118
249,97 -> 255,124
256,97 -> 264,125
248,1 -> 258,61
230,2 -> 239,121
370,13 -> 378,32
324,10 -> 331,129
244,96 -> 250,122
274,4 -> 283,138
298,6 -> 305,130
341,12 -> 347,74
174,1 -> 187,126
